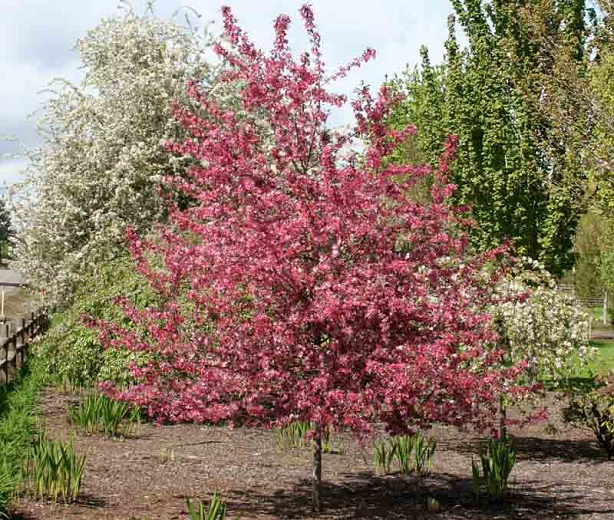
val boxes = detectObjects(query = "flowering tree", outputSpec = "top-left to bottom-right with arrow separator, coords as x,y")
10,3 -> 224,305
94,5 -> 529,509
493,258 -> 593,382
489,257 -> 592,437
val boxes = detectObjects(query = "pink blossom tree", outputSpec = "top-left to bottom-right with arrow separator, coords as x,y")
92,5 -> 529,509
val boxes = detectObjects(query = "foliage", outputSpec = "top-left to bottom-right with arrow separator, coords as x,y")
374,432 -> 436,476
407,432 -> 437,476
492,258 -> 593,386
33,255 -> 157,389
185,493 -> 237,520
10,2 -> 222,305
373,437 -> 396,475
276,421 -> 331,452
0,364 -> 44,517
68,393 -> 140,437
388,0 -> 593,276
573,211 -> 606,298
94,3 -> 528,433
471,436 -> 516,501
91,7 -> 534,502
20,433 -> 86,503
0,471 -> 12,519
563,374 -> 614,459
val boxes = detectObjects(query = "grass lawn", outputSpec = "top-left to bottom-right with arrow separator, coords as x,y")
586,339 -> 614,374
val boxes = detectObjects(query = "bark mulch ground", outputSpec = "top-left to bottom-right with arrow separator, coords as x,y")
9,389 -> 614,520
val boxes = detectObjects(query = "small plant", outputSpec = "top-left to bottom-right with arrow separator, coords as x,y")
410,432 -> 437,475
373,437 -> 396,475
393,434 -> 414,476
563,374 -> 614,459
20,433 -> 86,503
68,393 -> 140,437
186,493 -> 239,520
276,421 -> 332,452
472,435 -> 516,501
377,432 -> 436,476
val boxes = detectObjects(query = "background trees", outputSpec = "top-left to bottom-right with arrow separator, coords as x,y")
389,0 -> 592,276
10,4 -> 218,305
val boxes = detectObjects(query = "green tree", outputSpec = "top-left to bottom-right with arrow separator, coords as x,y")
389,0 -> 592,275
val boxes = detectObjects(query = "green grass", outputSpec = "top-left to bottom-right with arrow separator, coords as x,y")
0,363 -> 45,517
587,339 -> 614,375
587,307 -> 609,325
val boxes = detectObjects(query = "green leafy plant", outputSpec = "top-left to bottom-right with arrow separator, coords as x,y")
393,434 -> 414,476
0,364 -> 44,517
563,374 -> 614,459
185,493 -> 239,520
276,422 -> 332,452
472,436 -> 516,501
376,432 -> 437,476
410,432 -> 437,476
20,433 -> 86,503
373,437 -> 396,475
68,393 -> 140,437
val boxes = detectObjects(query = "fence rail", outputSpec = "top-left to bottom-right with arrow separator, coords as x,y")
557,285 -> 609,325
0,309 -> 49,386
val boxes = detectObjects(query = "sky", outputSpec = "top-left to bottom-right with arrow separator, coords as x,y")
0,0 -> 457,186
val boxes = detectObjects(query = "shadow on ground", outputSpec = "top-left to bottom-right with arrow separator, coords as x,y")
220,471 -> 612,519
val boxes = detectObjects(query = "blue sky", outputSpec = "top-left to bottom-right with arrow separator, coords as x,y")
0,0 -> 456,185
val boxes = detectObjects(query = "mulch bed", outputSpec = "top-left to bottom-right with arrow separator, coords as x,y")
10,389 -> 614,519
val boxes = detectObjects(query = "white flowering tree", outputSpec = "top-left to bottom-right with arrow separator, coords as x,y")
489,258 -> 592,436
493,258 -> 593,383
10,2 -> 226,305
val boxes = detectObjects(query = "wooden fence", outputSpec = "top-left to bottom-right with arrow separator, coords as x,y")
0,309 -> 49,386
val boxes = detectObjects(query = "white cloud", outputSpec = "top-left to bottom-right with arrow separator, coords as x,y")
0,158 -> 28,186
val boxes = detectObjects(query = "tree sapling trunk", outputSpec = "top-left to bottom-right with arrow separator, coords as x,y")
312,430 -> 322,512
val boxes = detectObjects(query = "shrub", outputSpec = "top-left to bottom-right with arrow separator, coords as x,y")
563,374 -> 614,459
68,393 -> 140,437
472,436 -> 516,501
33,255 -> 157,389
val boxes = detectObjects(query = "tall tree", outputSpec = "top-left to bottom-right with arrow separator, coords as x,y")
389,0 -> 593,275
92,5 -> 531,509
10,3 -> 221,305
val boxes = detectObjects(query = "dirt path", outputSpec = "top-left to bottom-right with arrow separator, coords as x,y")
10,390 -> 614,519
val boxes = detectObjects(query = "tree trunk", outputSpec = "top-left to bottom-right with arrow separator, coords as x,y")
312,432 -> 322,512
499,394 -> 507,440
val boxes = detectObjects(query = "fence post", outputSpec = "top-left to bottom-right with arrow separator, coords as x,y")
5,322 -> 15,383
19,317 -> 27,368
0,325 -> 7,386
604,291 -> 609,326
